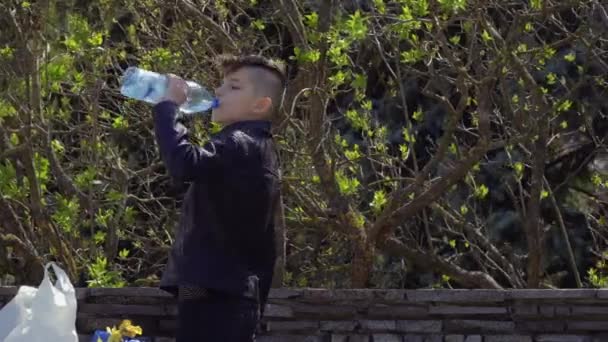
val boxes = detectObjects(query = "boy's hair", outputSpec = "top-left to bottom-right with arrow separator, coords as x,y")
215,54 -> 287,117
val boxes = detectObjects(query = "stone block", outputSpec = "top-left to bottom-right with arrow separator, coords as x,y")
592,335 -> 608,342
540,305 -> 556,317
331,335 -> 370,342
535,335 -> 591,342
268,288 -> 305,299
423,336 -> 443,342
395,320 -> 442,333
555,305 -> 572,317
158,319 -> 176,333
264,303 -> 294,318
368,304 -> 429,318
444,319 -> 514,333
258,336 -> 324,342
405,290 -> 506,303
266,320 -> 319,332
429,305 -> 507,315
88,287 -> 171,298
516,320 -> 565,332
359,320 -> 396,331
508,289 -> 597,300
79,303 -> 177,316
512,303 -> 539,316
567,321 -> 608,331
464,336 -> 482,342
154,338 -> 176,342
372,334 -> 403,342
320,320 -> 358,332
291,303 -> 358,319
485,335 -> 533,342
445,335 -> 465,342
570,306 -> 608,316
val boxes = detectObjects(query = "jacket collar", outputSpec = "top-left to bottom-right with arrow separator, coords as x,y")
220,120 -> 271,135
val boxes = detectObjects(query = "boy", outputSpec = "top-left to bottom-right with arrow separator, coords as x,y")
152,55 -> 286,341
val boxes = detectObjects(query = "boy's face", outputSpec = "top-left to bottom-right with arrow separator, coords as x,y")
211,67 -> 269,125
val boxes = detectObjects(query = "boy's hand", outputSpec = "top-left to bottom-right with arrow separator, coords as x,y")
161,74 -> 188,106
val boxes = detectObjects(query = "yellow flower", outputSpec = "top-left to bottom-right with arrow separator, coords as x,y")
106,325 -> 123,342
119,320 -> 143,338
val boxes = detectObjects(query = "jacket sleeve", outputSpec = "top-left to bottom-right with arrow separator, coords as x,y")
153,101 -> 231,182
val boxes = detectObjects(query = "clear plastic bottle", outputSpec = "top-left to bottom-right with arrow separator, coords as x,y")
120,67 -> 219,114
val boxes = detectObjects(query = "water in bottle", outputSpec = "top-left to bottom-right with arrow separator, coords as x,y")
120,67 -> 219,114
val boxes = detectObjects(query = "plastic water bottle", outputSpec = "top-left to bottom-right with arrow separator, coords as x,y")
120,67 -> 219,114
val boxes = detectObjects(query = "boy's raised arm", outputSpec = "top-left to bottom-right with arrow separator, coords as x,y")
153,101 -> 231,182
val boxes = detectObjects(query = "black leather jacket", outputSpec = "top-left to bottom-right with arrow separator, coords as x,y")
153,101 -> 278,304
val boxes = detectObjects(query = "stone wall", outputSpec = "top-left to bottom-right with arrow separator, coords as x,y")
2,287 -> 608,341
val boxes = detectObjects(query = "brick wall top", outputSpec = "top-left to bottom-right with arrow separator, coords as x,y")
2,287 -> 608,342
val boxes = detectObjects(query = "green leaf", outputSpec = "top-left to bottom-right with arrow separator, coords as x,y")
517,44 -> 528,53
118,248 -> 130,259
460,205 -> 469,215
112,116 -> 129,130
513,162 -> 524,178
399,144 -> 409,159
9,133 -> 19,146
345,10 -> 368,41
51,139 -> 65,154
481,30 -> 493,42
95,208 -> 114,228
449,143 -> 457,155
106,189 -> 124,202
402,129 -> 415,143
304,12 -> 319,29
370,190 -> 387,214
541,190 -> 549,199
437,0 -> 467,13
75,166 -> 97,189
546,73 -> 557,85
87,32 -> 104,46
293,47 -> 321,63
329,70 -> 348,87
530,0 -> 542,10
564,52 -> 576,62
345,109 -> 370,132
474,184 -> 489,199
401,49 -> 424,64
335,170 -> 360,195
449,239 -> 456,248
51,195 -> 80,235
412,108 -> 424,122
345,145 -> 361,161
373,0 -> 386,14
93,231 -> 106,245
352,73 -> 367,90
0,46 -> 14,58
251,19 -> 265,30
449,35 -> 461,45
592,173 -> 603,187
556,99 -> 573,112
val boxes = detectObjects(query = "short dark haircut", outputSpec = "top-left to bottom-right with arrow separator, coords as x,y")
215,54 -> 287,117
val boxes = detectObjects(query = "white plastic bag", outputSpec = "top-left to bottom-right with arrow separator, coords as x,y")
2,262 -> 78,342
0,286 -> 37,341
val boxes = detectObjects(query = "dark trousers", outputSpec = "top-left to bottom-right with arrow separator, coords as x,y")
176,288 -> 260,342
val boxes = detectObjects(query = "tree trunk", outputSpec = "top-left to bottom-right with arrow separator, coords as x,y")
525,118 -> 548,288
351,233 -> 374,288
272,191 -> 287,287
